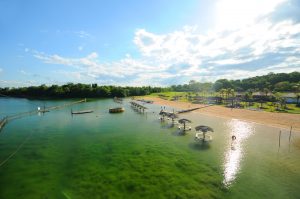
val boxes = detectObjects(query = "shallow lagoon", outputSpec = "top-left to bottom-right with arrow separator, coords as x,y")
0,98 -> 299,199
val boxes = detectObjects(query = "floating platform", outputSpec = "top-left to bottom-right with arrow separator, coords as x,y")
71,110 -> 93,114
109,107 -> 125,113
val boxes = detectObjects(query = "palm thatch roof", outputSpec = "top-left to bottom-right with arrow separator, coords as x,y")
159,111 -> 178,118
178,118 -> 192,124
195,125 -> 214,132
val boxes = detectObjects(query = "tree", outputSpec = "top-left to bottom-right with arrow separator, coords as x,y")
244,91 -> 253,107
263,88 -> 270,97
274,92 -> 286,110
274,81 -> 291,92
293,83 -> 300,106
227,88 -> 235,107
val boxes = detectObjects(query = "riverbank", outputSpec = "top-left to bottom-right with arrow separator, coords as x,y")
143,96 -> 300,132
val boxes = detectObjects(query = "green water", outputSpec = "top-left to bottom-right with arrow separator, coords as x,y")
0,98 -> 299,199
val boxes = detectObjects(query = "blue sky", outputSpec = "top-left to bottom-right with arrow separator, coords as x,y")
0,0 -> 299,87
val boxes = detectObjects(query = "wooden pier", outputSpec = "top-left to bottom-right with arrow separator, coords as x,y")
113,97 -> 123,104
0,99 -> 87,131
136,99 -> 154,104
177,104 -> 213,114
130,101 -> 147,112
0,117 -> 8,132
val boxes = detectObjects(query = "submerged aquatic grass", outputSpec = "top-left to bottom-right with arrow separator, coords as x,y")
0,98 -> 299,199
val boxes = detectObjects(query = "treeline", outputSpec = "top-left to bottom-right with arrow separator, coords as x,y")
171,72 -> 300,92
0,83 -> 170,98
1,72 -> 299,99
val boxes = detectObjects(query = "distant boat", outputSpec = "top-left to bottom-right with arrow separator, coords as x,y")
109,107 -> 125,113
71,110 -> 93,114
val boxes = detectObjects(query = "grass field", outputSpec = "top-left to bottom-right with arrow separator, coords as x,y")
149,92 -> 300,114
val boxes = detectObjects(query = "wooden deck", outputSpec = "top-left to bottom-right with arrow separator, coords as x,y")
177,105 -> 213,114
0,117 -> 8,132
71,110 -> 93,114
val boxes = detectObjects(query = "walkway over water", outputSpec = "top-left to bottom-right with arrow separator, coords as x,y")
0,98 -> 87,167
130,101 -> 147,111
177,104 -> 214,114
0,98 -> 87,132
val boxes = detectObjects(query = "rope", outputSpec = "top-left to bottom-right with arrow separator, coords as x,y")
3,99 -> 86,122
0,131 -> 33,167
0,98 -> 87,167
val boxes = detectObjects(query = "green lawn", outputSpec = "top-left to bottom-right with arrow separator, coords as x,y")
245,102 -> 300,114
149,92 -> 300,114
149,91 -> 217,103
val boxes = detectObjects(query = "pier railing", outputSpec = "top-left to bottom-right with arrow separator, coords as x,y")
0,99 -> 86,132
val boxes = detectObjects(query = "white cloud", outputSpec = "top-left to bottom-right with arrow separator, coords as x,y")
215,0 -> 287,30
76,30 -> 92,39
0,79 -> 38,87
32,0 -> 300,86
19,70 -> 30,75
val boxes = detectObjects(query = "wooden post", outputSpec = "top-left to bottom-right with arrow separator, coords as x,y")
278,130 -> 281,148
289,126 -> 292,143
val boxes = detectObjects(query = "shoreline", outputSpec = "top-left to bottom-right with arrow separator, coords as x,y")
143,96 -> 300,132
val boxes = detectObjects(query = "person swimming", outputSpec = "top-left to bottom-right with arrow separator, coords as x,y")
232,135 -> 236,140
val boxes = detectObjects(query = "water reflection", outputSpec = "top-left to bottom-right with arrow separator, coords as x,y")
223,119 -> 254,187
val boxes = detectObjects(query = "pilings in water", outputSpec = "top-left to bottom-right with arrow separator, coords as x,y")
278,130 -> 282,148
289,126 -> 293,143
289,126 -> 293,152
277,125 -> 294,153
130,101 -> 147,113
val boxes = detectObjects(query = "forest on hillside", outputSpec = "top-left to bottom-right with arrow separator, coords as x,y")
0,84 -> 170,98
171,72 -> 300,93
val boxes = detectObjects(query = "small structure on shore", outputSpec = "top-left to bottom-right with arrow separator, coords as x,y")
178,118 -> 192,131
195,125 -> 214,142
109,107 -> 125,113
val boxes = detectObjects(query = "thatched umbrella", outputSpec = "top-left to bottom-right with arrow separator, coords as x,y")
178,118 -> 191,130
195,125 -> 214,141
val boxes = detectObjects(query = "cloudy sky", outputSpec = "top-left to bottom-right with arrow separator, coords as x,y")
0,0 -> 299,87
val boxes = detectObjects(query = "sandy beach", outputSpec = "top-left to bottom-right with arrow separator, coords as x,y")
143,96 -> 300,132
